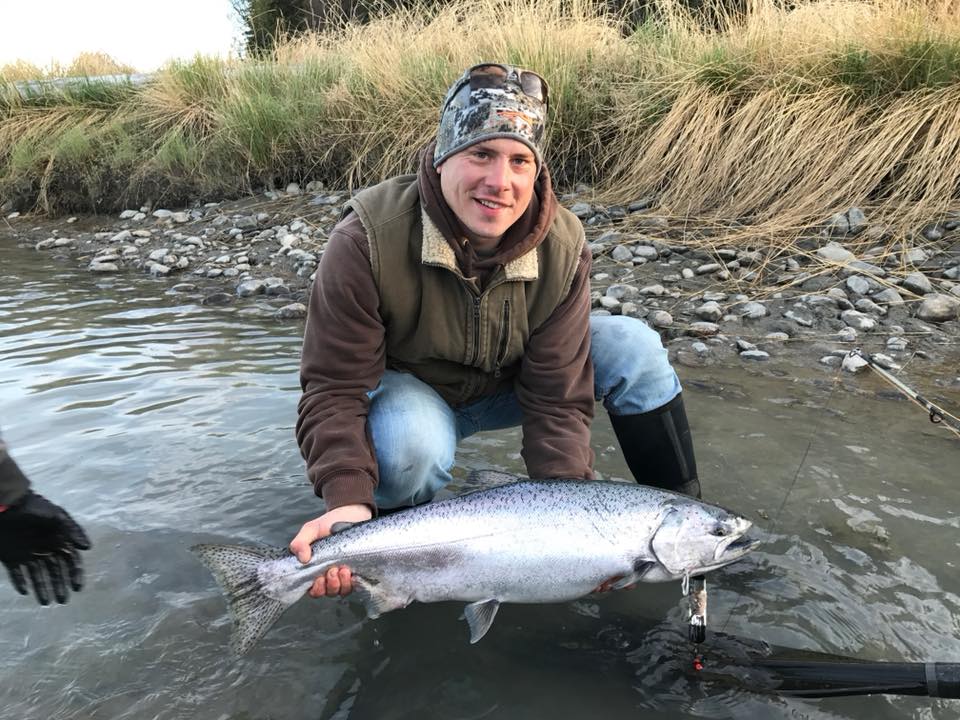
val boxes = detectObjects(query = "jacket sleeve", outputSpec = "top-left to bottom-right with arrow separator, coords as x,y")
296,213 -> 385,513
515,242 -> 595,479
0,437 -> 31,507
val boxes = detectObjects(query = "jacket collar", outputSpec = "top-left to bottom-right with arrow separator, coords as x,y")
420,209 -> 539,281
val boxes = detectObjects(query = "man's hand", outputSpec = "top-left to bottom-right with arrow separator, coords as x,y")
289,504 -> 373,599
0,491 -> 92,605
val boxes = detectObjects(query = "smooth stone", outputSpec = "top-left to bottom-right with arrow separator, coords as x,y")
696,263 -> 721,275
681,268 -> 695,280
842,353 -> 869,373
872,287 -> 904,305
606,284 -> 639,301
854,298 -> 885,316
152,209 -> 173,218
202,292 -> 233,305
740,301 -> 768,319
901,272 -> 932,295
817,242 -> 856,263
836,327 -> 858,342
846,276 -> 871,295
611,245 -> 634,262
917,294 -> 960,322
570,202 -> 593,218
886,336 -> 908,351
634,245 -> 659,260
695,301 -> 723,321
691,342 -> 710,355
783,310 -> 813,327
736,339 -> 757,352
276,302 -> 308,319
237,278 -> 267,297
841,310 -> 876,331
650,310 -> 673,328
640,284 -> 667,296
148,263 -> 170,276
89,262 -> 119,273
687,322 -> 720,337
740,350 -> 770,361
765,332 -> 790,341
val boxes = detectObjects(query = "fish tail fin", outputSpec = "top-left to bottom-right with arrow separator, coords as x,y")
192,543 -> 292,656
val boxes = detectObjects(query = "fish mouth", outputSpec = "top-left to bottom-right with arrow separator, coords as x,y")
692,534 -> 760,575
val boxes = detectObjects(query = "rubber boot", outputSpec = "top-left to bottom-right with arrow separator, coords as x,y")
608,393 -> 701,498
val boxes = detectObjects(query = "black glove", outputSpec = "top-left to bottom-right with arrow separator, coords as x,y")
0,491 -> 92,605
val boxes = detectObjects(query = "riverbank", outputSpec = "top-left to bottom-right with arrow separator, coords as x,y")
5,187 -> 959,413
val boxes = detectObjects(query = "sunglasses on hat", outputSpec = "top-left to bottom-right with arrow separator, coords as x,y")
444,63 -> 549,111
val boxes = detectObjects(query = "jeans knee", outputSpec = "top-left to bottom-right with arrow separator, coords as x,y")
590,315 -> 681,414
375,435 -> 451,509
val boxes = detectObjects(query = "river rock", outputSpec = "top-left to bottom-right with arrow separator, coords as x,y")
842,353 -> 869,373
634,245 -> 659,261
740,350 -> 770,361
872,288 -> 904,306
901,272 -> 932,295
783,310 -> 814,327
640,284 -> 666,296
650,310 -> 673,328
695,301 -> 723,321
916,294 -> 960,322
152,209 -> 173,219
606,284 -> 639,301
570,202 -> 593,218
89,262 -> 119,273
202,292 -> 233,305
740,301 -> 768,319
886,336 -> 908,351
841,310 -> 876,330
688,322 -> 720,337
611,245 -> 633,262
836,327 -> 858,342
846,276 -> 871,295
237,278 -> 266,297
275,302 -> 308,319
146,262 -> 170,276
818,242 -> 856,263
696,263 -> 721,275
111,229 -> 132,243
854,298 -> 885,315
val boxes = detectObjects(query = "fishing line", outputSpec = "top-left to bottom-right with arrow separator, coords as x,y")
713,364 -> 846,640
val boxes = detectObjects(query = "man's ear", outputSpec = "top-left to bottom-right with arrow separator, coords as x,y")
435,162 -> 443,175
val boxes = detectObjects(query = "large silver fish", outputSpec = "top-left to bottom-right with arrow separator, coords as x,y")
193,473 -> 758,655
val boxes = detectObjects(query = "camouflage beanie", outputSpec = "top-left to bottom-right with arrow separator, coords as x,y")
433,64 -> 547,172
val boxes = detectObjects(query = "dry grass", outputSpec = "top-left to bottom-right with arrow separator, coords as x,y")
0,0 -> 958,237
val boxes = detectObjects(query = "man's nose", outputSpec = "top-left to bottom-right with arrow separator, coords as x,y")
482,157 -> 511,190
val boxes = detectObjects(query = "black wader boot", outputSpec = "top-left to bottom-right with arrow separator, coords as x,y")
610,393 -> 708,643
609,392 -> 701,499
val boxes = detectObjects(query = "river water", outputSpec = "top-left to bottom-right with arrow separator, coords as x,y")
1,239 -> 959,719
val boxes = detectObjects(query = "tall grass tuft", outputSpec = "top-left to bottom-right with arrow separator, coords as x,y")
0,0 -> 958,238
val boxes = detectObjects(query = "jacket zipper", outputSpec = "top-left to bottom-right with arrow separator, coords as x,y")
469,295 -> 482,367
494,299 -> 511,378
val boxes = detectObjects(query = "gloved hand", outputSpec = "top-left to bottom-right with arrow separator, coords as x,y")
0,491 -> 91,605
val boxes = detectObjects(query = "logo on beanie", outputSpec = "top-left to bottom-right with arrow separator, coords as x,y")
493,109 -> 536,132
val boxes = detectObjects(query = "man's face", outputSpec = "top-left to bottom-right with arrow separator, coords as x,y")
437,138 -> 537,249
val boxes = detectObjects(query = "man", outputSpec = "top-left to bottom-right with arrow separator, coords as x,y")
292,63 -> 700,599
0,436 -> 91,605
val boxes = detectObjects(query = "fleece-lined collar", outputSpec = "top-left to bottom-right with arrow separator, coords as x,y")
420,209 -> 539,280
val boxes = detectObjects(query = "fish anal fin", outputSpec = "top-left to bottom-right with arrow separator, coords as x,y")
463,599 -> 501,644
351,576 -> 408,619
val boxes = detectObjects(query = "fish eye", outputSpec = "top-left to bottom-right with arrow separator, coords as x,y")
711,527 -> 728,537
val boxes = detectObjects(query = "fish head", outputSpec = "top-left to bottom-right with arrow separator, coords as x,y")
647,499 -> 758,580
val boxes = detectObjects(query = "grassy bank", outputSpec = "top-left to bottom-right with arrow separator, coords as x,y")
2,0 -> 959,240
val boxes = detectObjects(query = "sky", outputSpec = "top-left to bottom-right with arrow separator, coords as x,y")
0,0 -> 243,73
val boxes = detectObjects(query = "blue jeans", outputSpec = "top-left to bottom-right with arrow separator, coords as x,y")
367,315 -> 682,509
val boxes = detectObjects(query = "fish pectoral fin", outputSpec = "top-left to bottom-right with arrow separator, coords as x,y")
607,561 -> 658,591
463,599 -> 501,644
330,522 -> 355,534
351,576 -> 406,619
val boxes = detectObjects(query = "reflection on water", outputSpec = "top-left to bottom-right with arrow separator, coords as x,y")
1,240 -> 959,719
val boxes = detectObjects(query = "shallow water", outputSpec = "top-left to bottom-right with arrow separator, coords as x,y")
1,239 -> 959,719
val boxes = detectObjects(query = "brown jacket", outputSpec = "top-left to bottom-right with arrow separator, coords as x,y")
297,157 -> 595,513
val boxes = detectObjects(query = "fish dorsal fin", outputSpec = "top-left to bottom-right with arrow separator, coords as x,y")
466,470 -> 523,488
463,599 -> 501,644
351,576 -> 407,619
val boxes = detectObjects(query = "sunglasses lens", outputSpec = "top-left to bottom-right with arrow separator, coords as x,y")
519,73 -> 546,102
467,64 -> 546,104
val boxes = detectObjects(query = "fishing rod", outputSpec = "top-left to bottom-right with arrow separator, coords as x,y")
847,348 -> 960,439
690,632 -> 960,699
